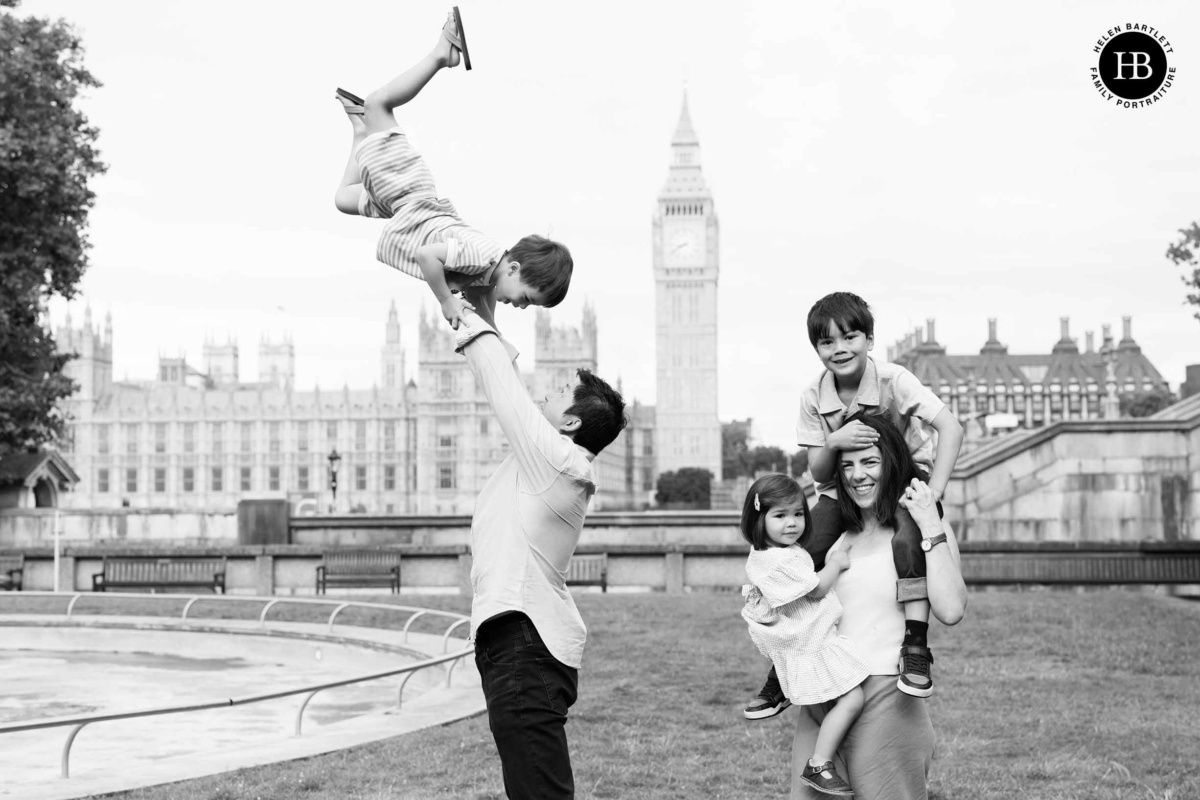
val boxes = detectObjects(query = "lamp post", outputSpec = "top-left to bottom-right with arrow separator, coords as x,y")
327,448 -> 342,513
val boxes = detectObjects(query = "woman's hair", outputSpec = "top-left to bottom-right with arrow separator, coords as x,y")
833,411 -> 928,532
739,473 -> 811,551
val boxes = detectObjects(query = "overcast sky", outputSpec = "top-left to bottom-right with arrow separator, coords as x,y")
26,0 -> 1200,449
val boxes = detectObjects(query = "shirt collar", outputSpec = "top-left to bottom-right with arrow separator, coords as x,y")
817,357 -> 881,415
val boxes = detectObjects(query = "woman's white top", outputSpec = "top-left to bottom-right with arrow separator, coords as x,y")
741,544 -> 870,705
828,532 -> 906,676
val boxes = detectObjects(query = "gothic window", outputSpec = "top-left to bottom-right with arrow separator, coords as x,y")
97,468 -> 109,493
183,423 -> 196,453
298,466 -> 309,491
183,468 -> 195,493
269,421 -> 281,454
212,422 -> 224,454
326,421 -> 338,443
125,468 -> 137,493
211,467 -> 223,492
124,423 -> 139,455
240,422 -> 253,453
386,364 -> 396,388
97,424 -> 110,454
355,421 -> 367,451
154,468 -> 166,493
269,466 -> 281,491
438,463 -> 456,490
355,465 -> 367,491
155,423 -> 167,454
240,467 -> 252,492
439,370 -> 454,397
297,421 -> 309,452
384,421 -> 396,451
384,465 -> 396,491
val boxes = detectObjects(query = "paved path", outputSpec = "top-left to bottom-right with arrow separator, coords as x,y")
0,613 -> 484,800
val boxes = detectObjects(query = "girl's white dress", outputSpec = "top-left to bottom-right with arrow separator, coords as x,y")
741,544 -> 870,705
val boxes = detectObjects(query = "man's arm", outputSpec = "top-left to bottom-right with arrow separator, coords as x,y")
416,242 -> 473,329
456,316 -> 575,491
926,407 -> 964,501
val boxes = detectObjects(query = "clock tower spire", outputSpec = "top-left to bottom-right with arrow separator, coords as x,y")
652,91 -> 721,485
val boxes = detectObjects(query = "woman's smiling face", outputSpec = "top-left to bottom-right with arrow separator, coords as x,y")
840,445 -> 884,509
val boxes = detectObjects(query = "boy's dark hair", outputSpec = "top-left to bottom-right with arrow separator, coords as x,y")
806,291 -> 875,349
509,234 -> 573,308
834,411 -> 929,533
739,473 -> 811,551
566,368 -> 627,455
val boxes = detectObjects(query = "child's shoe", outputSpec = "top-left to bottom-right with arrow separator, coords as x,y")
743,671 -> 791,720
799,760 -> 854,796
897,645 -> 934,698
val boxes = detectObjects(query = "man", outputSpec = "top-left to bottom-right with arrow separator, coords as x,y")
454,302 -> 627,799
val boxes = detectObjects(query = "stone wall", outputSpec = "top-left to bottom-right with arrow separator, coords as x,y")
946,419 -> 1199,543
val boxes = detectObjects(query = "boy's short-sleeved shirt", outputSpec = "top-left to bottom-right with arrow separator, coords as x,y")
796,357 -> 945,497
355,127 -> 504,283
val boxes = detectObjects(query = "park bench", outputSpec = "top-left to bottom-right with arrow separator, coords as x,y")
92,556 -> 227,593
565,553 -> 607,592
0,553 -> 24,591
316,549 -> 402,594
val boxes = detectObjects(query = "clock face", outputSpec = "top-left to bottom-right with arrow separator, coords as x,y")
667,229 -> 701,265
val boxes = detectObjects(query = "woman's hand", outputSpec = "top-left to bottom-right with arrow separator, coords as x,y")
898,478 -> 941,536
826,548 -> 851,572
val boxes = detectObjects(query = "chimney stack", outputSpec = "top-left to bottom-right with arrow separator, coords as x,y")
1085,331 -> 1094,353
926,318 -> 936,343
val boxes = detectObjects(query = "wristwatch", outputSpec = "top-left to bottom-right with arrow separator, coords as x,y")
920,533 -> 948,552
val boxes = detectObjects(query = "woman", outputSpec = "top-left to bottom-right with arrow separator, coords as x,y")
790,411 -> 967,799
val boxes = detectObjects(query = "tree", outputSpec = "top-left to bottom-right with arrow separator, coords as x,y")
0,1 -> 105,457
1166,221 -> 1200,323
720,420 -> 809,480
721,419 -> 753,480
1120,387 -> 1176,418
655,467 -> 713,509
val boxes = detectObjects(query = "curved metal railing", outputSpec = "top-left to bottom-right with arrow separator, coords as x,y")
0,591 -> 474,779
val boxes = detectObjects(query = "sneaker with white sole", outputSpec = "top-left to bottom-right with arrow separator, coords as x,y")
743,671 -> 792,719
897,644 -> 934,698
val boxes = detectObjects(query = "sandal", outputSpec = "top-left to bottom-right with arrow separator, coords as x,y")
335,87 -> 364,115
442,6 -> 472,70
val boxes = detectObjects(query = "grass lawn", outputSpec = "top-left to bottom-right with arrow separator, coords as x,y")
8,589 -> 1200,799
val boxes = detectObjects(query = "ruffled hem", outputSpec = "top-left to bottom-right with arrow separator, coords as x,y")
774,637 -> 871,706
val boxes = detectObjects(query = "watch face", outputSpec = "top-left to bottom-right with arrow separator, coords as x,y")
667,230 -> 701,264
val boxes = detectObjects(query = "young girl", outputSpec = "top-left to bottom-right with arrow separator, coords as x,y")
332,8 -> 573,331
740,474 -> 868,797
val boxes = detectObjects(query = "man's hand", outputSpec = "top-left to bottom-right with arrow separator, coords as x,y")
440,292 -> 476,330
827,420 -> 879,451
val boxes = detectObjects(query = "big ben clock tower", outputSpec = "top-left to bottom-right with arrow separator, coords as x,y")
652,93 -> 721,482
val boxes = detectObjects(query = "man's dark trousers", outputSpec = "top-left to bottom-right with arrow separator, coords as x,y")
475,612 -> 579,799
